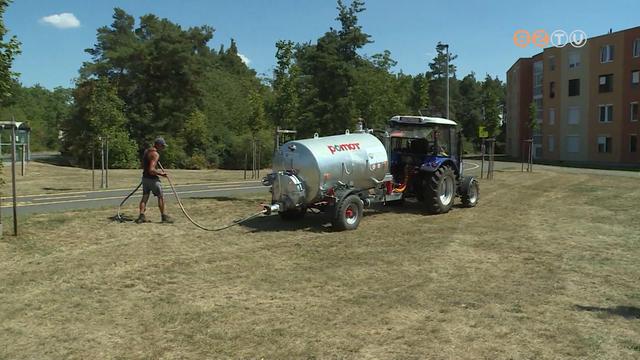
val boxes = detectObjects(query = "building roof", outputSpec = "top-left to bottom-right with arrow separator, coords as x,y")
0,121 -> 30,130
389,115 -> 458,126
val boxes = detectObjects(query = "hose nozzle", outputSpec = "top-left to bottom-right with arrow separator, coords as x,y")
263,203 -> 280,215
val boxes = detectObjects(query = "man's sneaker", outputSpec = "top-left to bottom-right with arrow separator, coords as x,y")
161,214 -> 174,224
135,214 -> 147,224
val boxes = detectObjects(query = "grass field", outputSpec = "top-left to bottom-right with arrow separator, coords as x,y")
0,168 -> 639,358
1,162 -> 262,196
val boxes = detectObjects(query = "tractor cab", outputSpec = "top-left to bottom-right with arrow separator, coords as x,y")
385,115 -> 478,213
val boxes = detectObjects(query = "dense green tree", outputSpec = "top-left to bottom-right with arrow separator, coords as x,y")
0,0 -> 20,105
427,42 -> 458,119
62,78 -> 136,168
0,83 -> 72,151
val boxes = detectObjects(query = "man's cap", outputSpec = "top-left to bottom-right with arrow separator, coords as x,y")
154,137 -> 168,148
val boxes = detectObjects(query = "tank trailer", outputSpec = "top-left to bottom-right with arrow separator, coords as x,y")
262,115 -> 479,230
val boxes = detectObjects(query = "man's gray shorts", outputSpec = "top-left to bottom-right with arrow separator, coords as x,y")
142,177 -> 163,197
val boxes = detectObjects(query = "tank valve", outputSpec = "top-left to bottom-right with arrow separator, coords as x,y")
263,203 -> 281,215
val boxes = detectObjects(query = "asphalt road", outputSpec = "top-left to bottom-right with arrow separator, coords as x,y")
0,180 -> 266,217
2,160 -> 636,217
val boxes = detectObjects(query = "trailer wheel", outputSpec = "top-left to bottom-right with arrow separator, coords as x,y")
423,165 -> 456,214
332,195 -> 363,231
279,207 -> 306,221
460,177 -> 479,207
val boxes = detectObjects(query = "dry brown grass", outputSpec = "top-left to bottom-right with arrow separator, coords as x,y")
0,169 -> 639,359
1,162 -> 262,197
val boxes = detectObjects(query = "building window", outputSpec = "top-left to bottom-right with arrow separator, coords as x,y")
549,108 -> 555,125
549,81 -> 556,98
631,102 -> 639,122
631,135 -> 638,152
599,74 -> 613,93
599,104 -> 613,123
548,135 -> 555,152
566,136 -> 579,153
632,70 -> 639,85
549,56 -> 556,71
634,39 -> 640,58
597,136 -> 612,153
568,52 -> 580,68
568,106 -> 580,124
568,79 -> 580,96
600,44 -> 614,63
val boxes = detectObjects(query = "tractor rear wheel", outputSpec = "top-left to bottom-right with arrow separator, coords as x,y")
423,165 -> 456,214
332,194 -> 364,231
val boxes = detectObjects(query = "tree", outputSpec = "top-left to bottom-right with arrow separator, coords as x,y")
0,0 -> 20,105
456,73 -> 482,141
427,42 -> 458,118
62,78 -> 136,168
270,40 -> 300,129
408,73 -> 429,114
482,74 -> 501,137
528,101 -> 538,134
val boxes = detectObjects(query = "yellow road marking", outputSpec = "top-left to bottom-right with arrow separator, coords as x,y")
34,195 -> 87,201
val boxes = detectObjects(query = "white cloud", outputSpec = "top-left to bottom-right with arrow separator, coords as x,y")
238,53 -> 251,65
40,13 -> 80,29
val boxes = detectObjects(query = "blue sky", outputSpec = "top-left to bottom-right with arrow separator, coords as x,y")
6,0 -> 640,89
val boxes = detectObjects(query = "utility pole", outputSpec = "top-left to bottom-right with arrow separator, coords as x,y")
10,117 -> 18,236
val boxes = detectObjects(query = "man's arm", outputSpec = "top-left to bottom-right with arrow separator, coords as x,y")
147,152 -> 167,177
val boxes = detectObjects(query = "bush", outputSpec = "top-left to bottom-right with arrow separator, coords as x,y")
107,131 -> 138,169
158,136 -> 188,168
185,153 -> 209,170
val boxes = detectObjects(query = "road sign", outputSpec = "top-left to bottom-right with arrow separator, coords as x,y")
478,126 -> 489,138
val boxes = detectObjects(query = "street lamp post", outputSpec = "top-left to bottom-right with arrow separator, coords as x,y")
444,44 -> 450,120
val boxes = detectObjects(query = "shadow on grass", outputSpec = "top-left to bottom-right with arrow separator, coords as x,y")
241,198 -> 459,233
241,212 -> 332,234
575,305 -> 640,319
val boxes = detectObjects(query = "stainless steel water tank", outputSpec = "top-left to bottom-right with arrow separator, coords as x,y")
272,133 -> 388,204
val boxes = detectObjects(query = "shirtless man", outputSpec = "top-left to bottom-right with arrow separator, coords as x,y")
135,137 -> 174,224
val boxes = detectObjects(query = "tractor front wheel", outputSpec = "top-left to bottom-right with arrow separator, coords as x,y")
423,165 -> 456,214
461,177 -> 479,208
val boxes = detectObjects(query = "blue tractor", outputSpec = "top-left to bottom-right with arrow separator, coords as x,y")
385,115 -> 479,213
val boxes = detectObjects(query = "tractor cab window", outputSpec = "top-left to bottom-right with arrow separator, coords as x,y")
389,125 -> 453,157
390,127 -> 434,154
432,126 -> 451,157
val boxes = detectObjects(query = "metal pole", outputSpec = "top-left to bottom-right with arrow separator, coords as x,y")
105,135 -> 109,188
91,145 -> 95,190
445,44 -> 450,120
490,140 -> 495,179
521,141 -> 524,172
529,140 -> 534,172
257,140 -> 261,179
11,119 -> 18,236
480,139 -> 485,179
100,137 -> 104,189
244,152 -> 247,180
21,143 -> 25,176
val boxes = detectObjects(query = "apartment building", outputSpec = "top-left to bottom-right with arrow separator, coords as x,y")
506,26 -> 640,166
